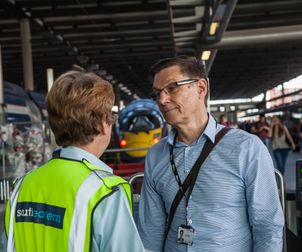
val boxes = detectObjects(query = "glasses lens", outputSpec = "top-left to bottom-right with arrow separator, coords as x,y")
165,83 -> 179,94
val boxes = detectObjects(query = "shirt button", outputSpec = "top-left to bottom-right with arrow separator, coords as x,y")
188,219 -> 193,225
189,195 -> 192,200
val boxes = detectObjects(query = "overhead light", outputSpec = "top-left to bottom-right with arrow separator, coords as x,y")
56,34 -> 63,42
133,94 -> 140,100
201,50 -> 211,61
34,18 -> 44,26
72,47 -> 78,53
25,11 -> 31,17
118,83 -> 124,88
209,22 -> 219,35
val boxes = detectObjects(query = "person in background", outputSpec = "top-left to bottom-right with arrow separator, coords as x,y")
244,119 -> 253,133
138,56 -> 284,252
251,114 -> 270,146
269,115 -> 295,174
5,71 -> 144,252
218,114 -> 231,127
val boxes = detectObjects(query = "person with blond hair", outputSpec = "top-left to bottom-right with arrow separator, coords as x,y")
5,70 -> 144,252
269,115 -> 295,174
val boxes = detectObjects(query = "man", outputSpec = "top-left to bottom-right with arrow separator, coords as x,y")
218,114 -> 231,127
251,114 -> 270,146
138,56 -> 284,252
5,71 -> 144,252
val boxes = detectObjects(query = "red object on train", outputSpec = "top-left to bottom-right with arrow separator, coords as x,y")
110,162 -> 144,177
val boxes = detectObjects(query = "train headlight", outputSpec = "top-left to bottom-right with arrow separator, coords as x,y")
153,138 -> 159,144
120,139 -> 127,147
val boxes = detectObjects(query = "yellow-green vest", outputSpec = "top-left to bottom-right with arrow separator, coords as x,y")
5,158 -> 132,252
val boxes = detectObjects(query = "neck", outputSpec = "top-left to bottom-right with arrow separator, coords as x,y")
175,113 -> 209,144
76,136 -> 107,158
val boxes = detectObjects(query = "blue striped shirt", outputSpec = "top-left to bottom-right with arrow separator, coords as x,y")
138,114 -> 284,252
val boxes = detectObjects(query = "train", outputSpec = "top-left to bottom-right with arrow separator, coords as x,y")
118,99 -> 166,162
2,81 -> 46,127
0,81 -> 48,182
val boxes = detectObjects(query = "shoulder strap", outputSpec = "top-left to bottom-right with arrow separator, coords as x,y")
164,127 -> 231,246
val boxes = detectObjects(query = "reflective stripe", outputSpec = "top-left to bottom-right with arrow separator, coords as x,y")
7,178 -> 24,252
68,172 -> 104,252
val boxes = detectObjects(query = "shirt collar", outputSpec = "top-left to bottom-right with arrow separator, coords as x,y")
57,146 -> 112,173
167,113 -> 217,146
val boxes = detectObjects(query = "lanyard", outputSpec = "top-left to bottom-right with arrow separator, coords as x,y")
169,133 -> 191,224
169,121 -> 218,224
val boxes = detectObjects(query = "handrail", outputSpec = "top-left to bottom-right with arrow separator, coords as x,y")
275,169 -> 286,212
275,169 -> 287,252
128,172 -> 144,185
128,172 -> 144,204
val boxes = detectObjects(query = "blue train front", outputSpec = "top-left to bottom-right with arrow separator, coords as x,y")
118,99 -> 165,162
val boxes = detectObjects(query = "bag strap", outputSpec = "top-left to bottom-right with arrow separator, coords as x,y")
163,127 -> 231,246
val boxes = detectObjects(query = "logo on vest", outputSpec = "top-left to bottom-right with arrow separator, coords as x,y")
16,202 -> 66,229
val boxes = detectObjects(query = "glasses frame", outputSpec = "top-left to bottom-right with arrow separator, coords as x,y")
150,78 -> 200,100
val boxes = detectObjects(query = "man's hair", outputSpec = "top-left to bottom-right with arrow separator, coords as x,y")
46,70 -> 115,147
149,55 -> 209,105
259,113 -> 265,118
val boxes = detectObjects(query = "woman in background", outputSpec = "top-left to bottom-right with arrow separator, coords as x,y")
269,115 -> 295,174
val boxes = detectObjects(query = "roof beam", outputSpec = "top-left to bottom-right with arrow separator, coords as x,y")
202,24 -> 302,50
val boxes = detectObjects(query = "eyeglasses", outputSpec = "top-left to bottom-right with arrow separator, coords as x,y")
149,78 -> 200,100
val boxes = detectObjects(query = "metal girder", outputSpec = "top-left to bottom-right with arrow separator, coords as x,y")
202,24 -> 302,50
1,0 -> 302,101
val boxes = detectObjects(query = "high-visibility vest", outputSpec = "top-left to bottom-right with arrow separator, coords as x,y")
5,158 -> 133,252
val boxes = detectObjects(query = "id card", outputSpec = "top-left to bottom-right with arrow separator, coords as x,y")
177,224 -> 194,246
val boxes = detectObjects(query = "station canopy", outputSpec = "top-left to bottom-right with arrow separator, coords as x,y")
1,0 -> 302,102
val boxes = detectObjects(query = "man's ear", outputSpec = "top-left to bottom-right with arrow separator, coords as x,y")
197,78 -> 207,96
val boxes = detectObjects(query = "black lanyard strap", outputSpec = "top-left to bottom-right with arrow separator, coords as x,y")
169,135 -> 189,203
164,127 -> 231,248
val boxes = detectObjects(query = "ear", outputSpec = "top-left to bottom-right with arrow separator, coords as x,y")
98,120 -> 110,135
197,78 -> 207,96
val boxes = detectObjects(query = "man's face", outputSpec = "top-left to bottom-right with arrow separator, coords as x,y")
152,65 -> 206,126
